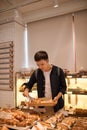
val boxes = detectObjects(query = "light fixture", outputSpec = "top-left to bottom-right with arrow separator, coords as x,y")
54,0 -> 59,8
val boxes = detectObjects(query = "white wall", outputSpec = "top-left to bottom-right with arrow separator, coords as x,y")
0,22 -> 25,108
0,22 -> 15,107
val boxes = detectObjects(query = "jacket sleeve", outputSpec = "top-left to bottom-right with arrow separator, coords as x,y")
59,68 -> 67,94
24,71 -> 37,91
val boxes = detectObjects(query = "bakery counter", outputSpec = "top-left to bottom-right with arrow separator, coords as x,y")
0,108 -> 87,130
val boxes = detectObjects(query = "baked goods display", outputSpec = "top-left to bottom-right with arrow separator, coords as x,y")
30,112 -> 65,130
0,108 -> 39,128
30,114 -> 77,130
45,115 -> 76,130
72,117 -> 87,130
60,117 -> 76,129
0,108 -> 87,130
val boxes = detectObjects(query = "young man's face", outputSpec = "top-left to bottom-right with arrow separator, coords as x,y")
36,59 -> 49,71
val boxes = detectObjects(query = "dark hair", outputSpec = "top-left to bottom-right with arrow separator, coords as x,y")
34,51 -> 48,61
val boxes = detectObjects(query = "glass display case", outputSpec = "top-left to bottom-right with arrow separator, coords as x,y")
15,71 -> 37,108
65,72 -> 87,110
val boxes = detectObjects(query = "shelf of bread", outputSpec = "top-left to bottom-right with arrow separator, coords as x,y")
74,108 -> 87,116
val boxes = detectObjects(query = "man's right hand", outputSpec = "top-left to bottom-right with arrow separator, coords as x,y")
23,88 -> 29,97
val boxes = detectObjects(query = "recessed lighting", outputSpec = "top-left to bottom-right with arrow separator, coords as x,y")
54,0 -> 59,8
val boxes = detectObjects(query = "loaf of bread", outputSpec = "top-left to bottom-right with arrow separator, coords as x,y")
57,123 -> 68,130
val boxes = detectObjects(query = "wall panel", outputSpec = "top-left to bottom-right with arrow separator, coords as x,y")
74,10 -> 87,71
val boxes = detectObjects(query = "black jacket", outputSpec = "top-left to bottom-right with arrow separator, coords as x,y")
24,65 -> 67,112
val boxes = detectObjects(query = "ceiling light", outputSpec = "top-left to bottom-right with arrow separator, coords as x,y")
54,0 -> 59,8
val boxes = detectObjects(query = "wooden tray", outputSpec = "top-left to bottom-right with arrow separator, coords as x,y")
26,98 -> 57,107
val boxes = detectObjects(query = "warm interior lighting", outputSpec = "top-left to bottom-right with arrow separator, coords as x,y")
24,24 -> 29,68
54,0 -> 59,8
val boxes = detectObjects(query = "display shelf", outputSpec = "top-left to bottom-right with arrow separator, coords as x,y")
65,74 -> 87,110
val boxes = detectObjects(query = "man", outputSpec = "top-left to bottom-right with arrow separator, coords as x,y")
23,51 -> 66,112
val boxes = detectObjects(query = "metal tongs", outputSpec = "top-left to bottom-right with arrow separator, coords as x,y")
19,94 -> 35,109
25,94 -> 35,102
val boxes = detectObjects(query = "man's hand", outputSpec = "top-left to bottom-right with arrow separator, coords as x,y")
53,92 -> 63,102
53,96 -> 59,102
23,88 -> 29,97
